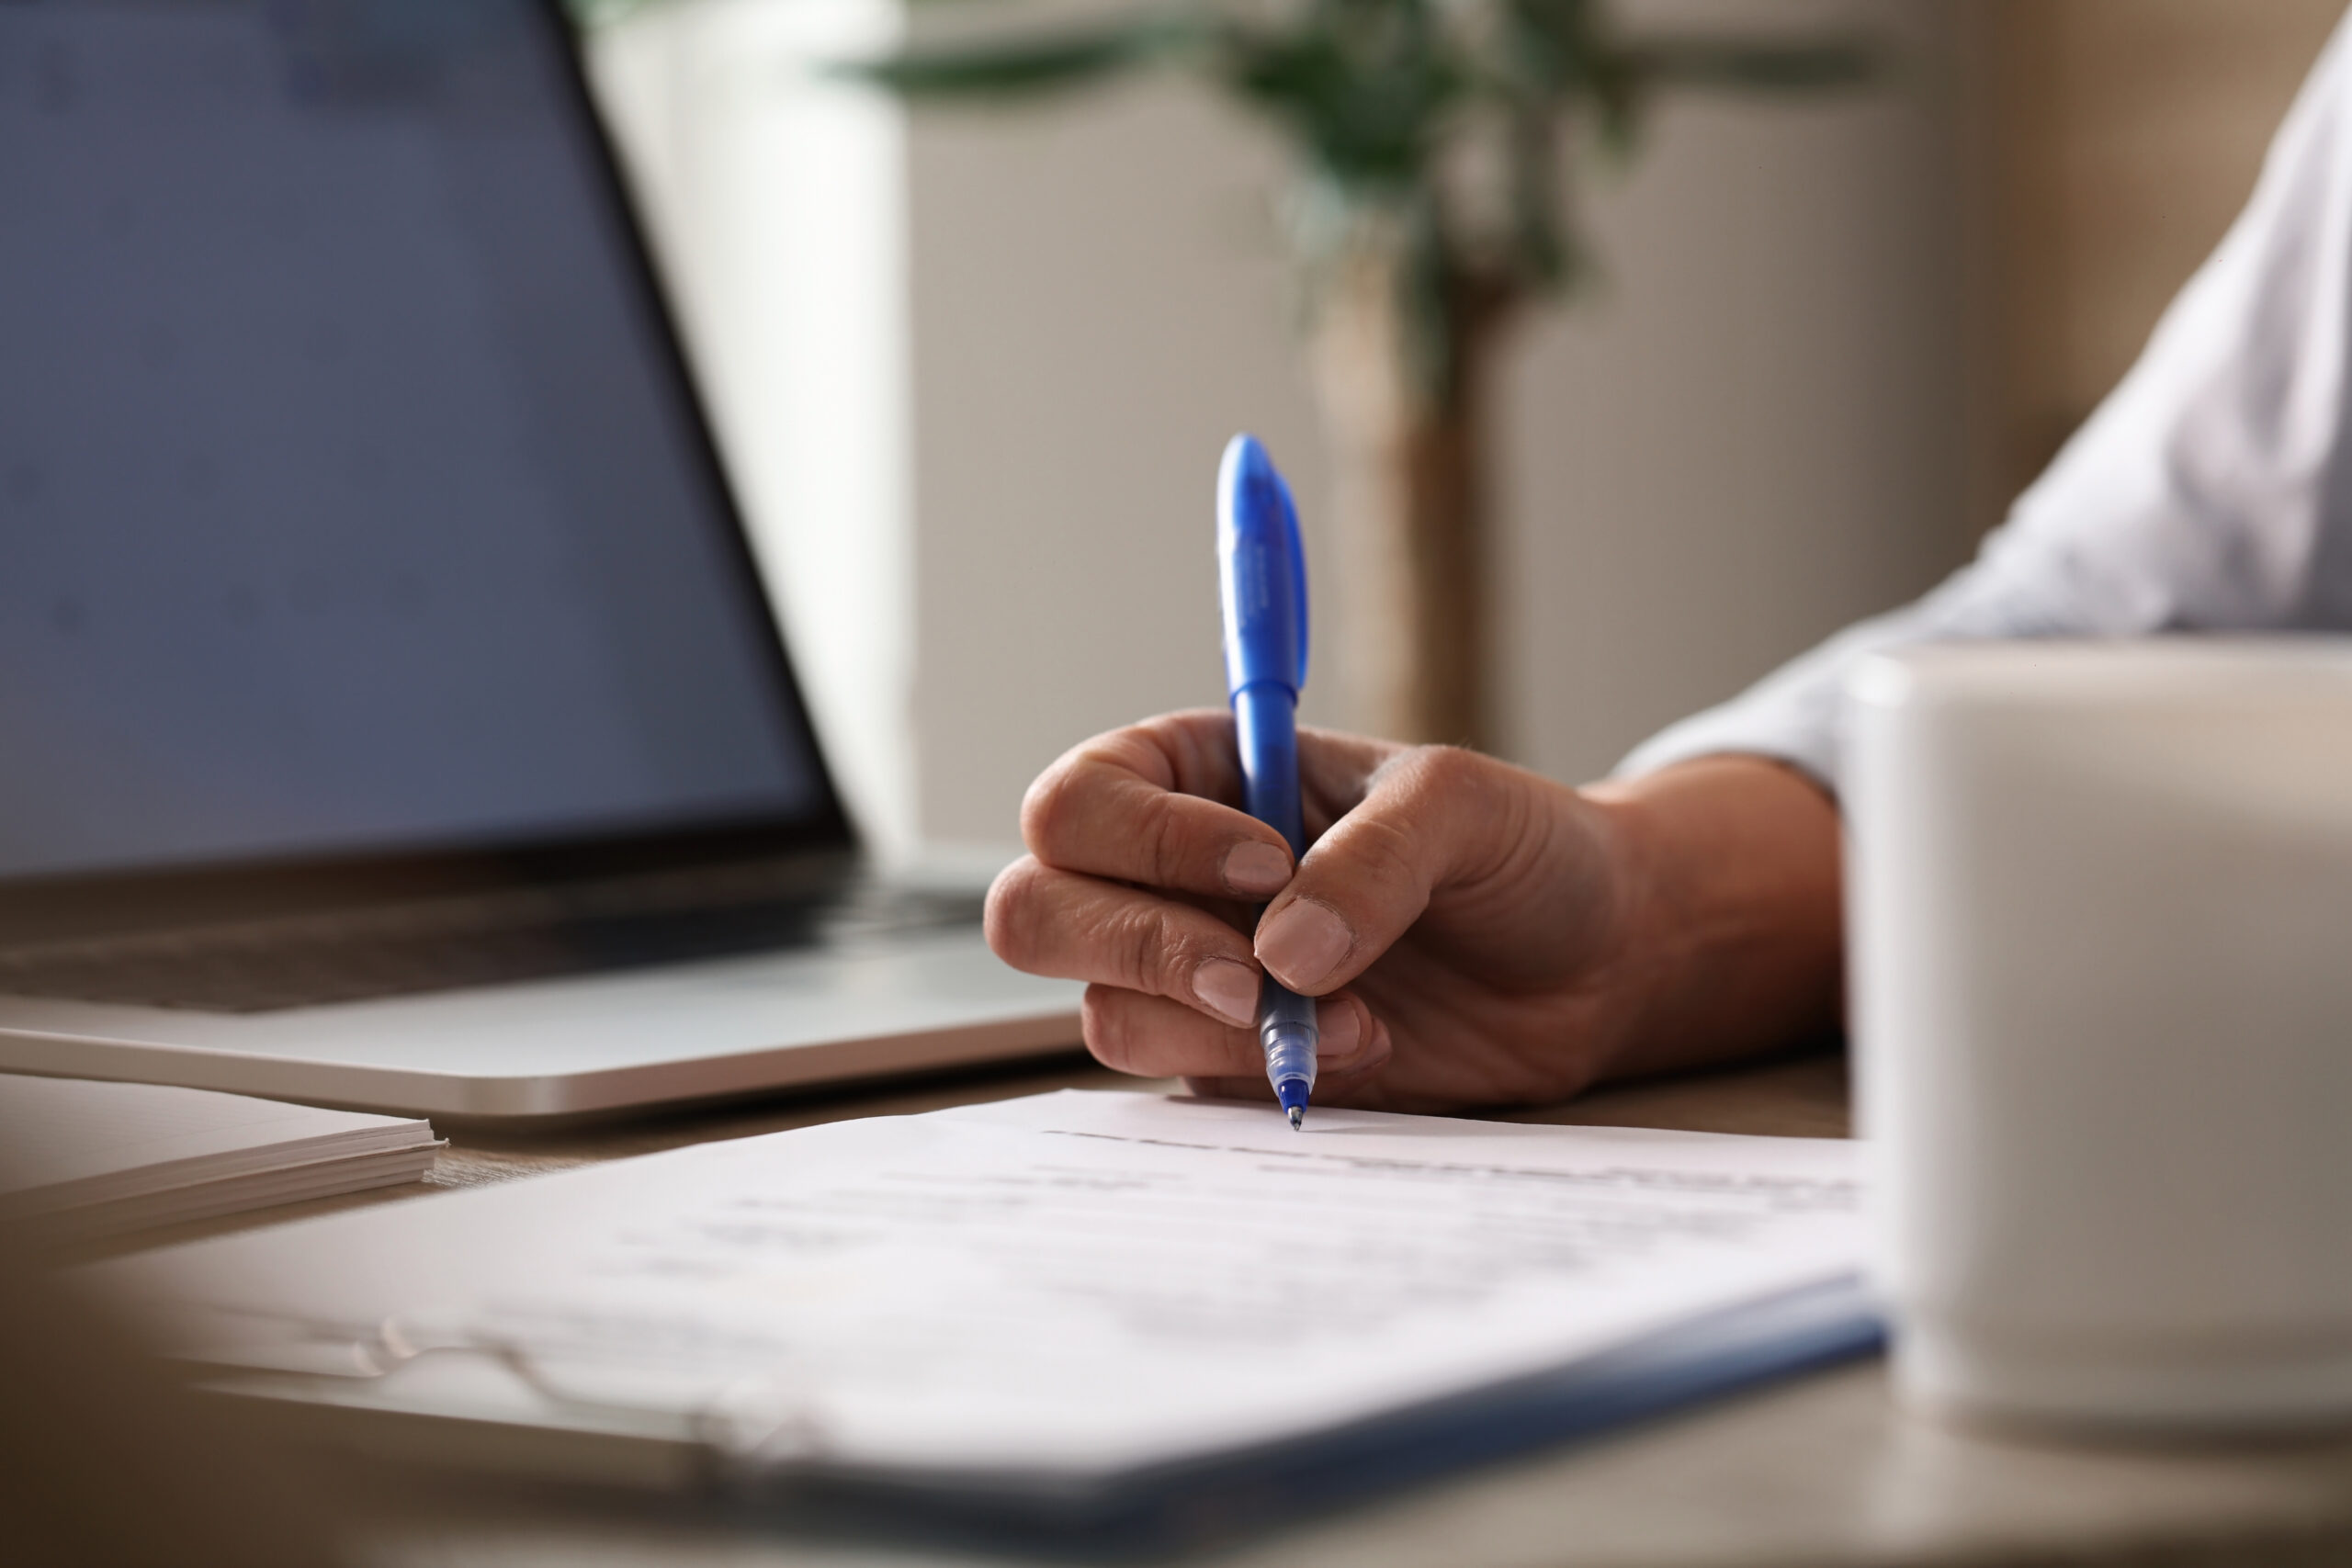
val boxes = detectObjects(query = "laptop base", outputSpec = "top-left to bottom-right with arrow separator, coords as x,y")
0,925 -> 1083,1124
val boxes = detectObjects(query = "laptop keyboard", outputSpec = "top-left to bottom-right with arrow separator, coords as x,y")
0,867 -> 988,1015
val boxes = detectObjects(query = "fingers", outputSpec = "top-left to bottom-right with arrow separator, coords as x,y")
989,857 -> 1268,1023
1081,986 -> 1389,1082
1022,714 -> 1295,899
1254,746 -> 1537,996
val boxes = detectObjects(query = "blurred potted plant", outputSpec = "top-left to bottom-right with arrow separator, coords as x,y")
577,0 -> 1871,749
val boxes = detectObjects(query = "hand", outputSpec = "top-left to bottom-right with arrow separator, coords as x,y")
985,710 -> 1843,1112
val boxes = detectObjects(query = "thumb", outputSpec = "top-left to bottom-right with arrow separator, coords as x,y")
1251,746 -> 1519,995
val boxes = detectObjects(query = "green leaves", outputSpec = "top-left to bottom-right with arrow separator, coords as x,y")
1216,0 -> 1465,196
816,0 -> 1871,410
553,0 -> 1870,412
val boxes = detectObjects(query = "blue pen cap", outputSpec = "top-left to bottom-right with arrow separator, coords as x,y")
1216,434 -> 1309,698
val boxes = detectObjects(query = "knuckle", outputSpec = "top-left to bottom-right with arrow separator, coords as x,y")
1107,899 -> 1175,996
1102,718 -> 1183,778
1080,985 -> 1142,1074
1344,811 -> 1426,898
1158,708 -> 1240,788
1403,743 -> 1482,799
1136,791 -> 1193,889
1107,898 -> 1222,1001
1019,764 -> 1086,859
981,859 -> 1046,966
1347,743 -> 1494,886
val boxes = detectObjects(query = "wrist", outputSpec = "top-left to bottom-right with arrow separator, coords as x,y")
1577,754 -> 1845,1079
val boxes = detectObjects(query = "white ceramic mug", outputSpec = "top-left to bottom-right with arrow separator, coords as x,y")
1846,640 -> 2352,1433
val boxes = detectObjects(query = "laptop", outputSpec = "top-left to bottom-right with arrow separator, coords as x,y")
0,0 -> 1081,1122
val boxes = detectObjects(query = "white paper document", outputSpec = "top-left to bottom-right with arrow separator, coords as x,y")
99,1091 -> 1862,1482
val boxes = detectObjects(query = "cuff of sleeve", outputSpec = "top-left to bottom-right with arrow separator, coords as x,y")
1611,707 -> 1839,796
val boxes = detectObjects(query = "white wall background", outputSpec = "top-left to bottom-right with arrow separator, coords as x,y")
1499,1 -> 1978,784
586,0 -> 919,852
594,0 -> 1979,848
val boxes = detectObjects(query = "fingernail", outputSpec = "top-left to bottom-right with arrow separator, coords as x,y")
1256,898 -> 1352,990
1223,840 -> 1291,897
1192,958 -> 1261,1027
1315,999 -> 1363,1063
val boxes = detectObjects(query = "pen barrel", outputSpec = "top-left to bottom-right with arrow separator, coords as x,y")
1231,682 -> 1304,855
1233,682 -> 1317,1097
1259,980 -> 1318,1097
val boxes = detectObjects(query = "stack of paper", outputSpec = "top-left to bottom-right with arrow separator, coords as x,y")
98,1091 -> 1871,1542
0,1074 -> 438,1239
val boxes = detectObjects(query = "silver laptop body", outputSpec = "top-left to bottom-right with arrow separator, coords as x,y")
0,0 -> 1077,1121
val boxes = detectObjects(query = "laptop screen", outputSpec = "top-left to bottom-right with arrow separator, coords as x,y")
0,0 -> 836,888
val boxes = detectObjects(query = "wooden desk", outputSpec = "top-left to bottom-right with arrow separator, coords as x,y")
115,1050 -> 2352,1568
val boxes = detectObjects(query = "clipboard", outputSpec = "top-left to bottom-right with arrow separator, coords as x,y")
193,1277 -> 1880,1551
108,1092 -> 1877,1552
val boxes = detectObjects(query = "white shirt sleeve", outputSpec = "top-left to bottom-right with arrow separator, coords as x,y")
1615,9 -> 2352,793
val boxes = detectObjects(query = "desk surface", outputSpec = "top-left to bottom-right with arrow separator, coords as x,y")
117,1050 -> 2352,1568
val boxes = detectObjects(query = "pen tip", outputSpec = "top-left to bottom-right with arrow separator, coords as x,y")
1288,1105 -> 1305,1132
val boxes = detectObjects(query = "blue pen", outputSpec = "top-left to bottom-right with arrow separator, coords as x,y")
1216,434 -> 1317,1130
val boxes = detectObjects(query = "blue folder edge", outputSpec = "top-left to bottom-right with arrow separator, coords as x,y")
729,1275 -> 1885,1557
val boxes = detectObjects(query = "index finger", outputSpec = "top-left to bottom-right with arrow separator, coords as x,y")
1021,711 -> 1295,899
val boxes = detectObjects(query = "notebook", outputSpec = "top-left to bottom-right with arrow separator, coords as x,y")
0,1075 -> 439,1240
92,1091 -> 1877,1546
